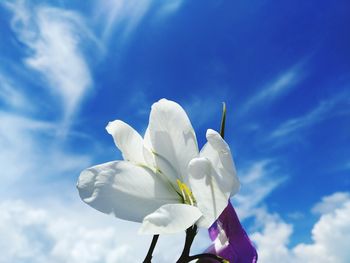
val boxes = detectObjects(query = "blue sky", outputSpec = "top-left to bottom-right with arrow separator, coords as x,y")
0,0 -> 349,262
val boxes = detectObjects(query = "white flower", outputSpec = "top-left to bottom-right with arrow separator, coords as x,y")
77,99 -> 240,234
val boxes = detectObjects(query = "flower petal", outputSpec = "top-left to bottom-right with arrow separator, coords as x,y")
139,203 -> 202,234
106,120 -> 145,164
77,161 -> 180,223
142,127 -> 157,168
188,157 -> 229,228
200,129 -> 240,197
149,99 -> 199,184
203,202 -> 258,263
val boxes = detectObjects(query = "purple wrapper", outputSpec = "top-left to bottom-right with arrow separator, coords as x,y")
200,202 -> 258,263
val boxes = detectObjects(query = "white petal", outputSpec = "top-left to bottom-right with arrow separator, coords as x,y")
77,161 -> 180,223
142,127 -> 156,168
106,120 -> 145,164
200,129 -> 240,197
139,203 -> 202,234
188,157 -> 229,228
143,128 -> 179,189
149,99 -> 199,184
143,127 -> 152,150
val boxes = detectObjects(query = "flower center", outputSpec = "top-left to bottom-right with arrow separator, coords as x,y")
176,179 -> 195,206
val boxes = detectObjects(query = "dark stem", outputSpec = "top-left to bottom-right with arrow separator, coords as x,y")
220,102 -> 226,139
143,234 -> 159,263
187,253 -> 227,262
176,225 -> 198,263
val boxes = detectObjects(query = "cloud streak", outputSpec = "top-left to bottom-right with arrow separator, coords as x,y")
270,92 -> 350,139
95,0 -> 152,42
94,0 -> 184,43
240,64 -> 303,114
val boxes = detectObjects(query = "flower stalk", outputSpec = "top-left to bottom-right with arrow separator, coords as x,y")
176,224 -> 227,262
176,225 -> 198,263
143,234 -> 159,263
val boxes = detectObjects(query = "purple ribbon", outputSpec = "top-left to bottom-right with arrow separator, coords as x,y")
201,201 -> 258,263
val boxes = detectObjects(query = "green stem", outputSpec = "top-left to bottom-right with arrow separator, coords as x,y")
143,234 -> 159,263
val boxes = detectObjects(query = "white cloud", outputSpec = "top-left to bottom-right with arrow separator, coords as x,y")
240,64 -> 302,114
312,192 -> 350,214
0,198 -> 212,263
251,192 -> 350,263
251,210 -> 293,262
293,199 -> 350,263
0,200 -> 142,263
270,92 -> 350,139
4,0 -> 96,125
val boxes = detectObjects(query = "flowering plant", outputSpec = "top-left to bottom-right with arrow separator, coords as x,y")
77,99 -> 257,262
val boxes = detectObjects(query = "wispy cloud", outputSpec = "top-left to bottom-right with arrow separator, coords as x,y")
94,0 -> 184,43
0,0 -> 112,194
240,63 -> 304,114
4,0 -> 98,126
270,92 -> 350,140
0,110 -> 92,193
156,0 -> 184,16
0,1 -> 97,195
234,160 -> 287,220
95,0 -> 152,42
0,72 -> 31,111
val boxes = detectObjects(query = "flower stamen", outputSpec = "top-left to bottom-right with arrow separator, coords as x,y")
176,179 -> 195,206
